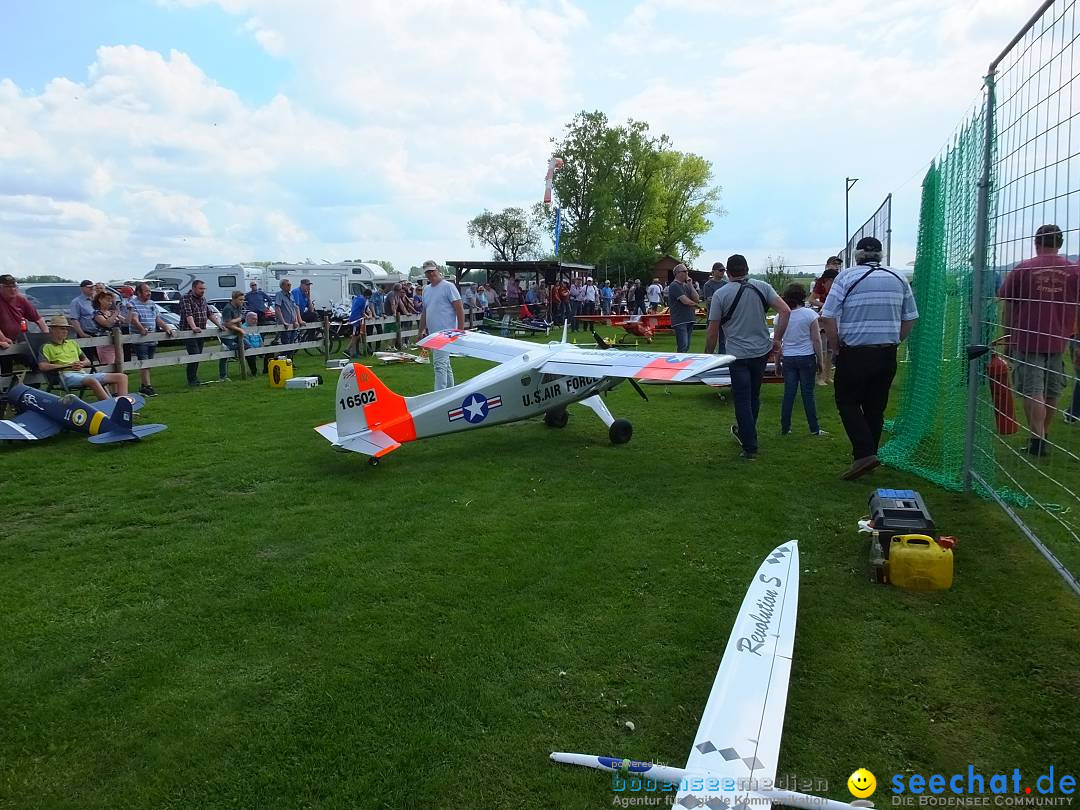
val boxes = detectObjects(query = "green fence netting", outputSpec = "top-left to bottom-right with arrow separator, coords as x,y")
880,110 -> 995,493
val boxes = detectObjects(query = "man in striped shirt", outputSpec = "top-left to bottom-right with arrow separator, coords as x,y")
821,236 -> 919,480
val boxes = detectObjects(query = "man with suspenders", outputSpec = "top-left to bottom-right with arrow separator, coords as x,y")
820,236 -> 919,480
705,254 -> 791,460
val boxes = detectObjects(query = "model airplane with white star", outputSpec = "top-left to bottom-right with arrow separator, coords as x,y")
314,324 -> 734,464
552,542 -> 869,810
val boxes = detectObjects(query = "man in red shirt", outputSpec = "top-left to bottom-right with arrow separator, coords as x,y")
998,224 -> 1080,456
0,274 -> 50,378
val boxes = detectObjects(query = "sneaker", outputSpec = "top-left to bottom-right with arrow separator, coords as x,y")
811,429 -> 830,437
1065,411 -> 1079,425
730,424 -> 741,445
219,376 -> 231,382
188,379 -> 204,387
780,428 -> 791,436
740,450 -> 758,461
139,385 -> 157,397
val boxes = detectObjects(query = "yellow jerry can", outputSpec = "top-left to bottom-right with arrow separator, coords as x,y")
888,534 -> 954,591
268,357 -> 294,388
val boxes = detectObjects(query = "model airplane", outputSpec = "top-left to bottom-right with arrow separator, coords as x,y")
314,326 -> 735,464
0,381 -> 166,444
552,542 -> 861,810
373,350 -> 430,365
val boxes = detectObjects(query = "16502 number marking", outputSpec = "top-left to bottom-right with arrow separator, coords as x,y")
340,389 -> 377,409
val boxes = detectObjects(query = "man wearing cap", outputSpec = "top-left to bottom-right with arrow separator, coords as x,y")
667,264 -> 700,353
821,237 -> 918,479
292,278 -> 318,323
706,254 -> 790,460
0,275 -> 49,380
68,280 -> 98,339
998,224 -> 1080,455
418,260 -> 465,390
581,276 -> 599,323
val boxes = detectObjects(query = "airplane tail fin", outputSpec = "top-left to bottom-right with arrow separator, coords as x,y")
333,362 -> 412,441
109,395 -> 135,431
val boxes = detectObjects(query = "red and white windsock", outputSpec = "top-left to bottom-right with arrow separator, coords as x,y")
544,156 -> 564,204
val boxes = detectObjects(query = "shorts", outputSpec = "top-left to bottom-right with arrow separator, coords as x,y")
351,323 -> 365,336
1012,351 -> 1066,399
61,371 -> 110,387
134,342 -> 157,361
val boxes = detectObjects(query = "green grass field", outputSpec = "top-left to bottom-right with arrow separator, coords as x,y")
2,333 -> 1078,809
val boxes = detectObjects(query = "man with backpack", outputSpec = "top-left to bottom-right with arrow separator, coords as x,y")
705,254 -> 790,460
821,236 -> 919,480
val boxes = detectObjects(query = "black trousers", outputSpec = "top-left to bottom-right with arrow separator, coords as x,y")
834,344 -> 898,460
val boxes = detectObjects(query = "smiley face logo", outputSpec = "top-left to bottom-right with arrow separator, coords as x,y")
848,768 -> 876,798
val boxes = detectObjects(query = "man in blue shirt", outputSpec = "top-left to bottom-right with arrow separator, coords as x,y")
291,279 -> 318,322
245,281 -> 273,324
600,280 -> 614,315
346,290 -> 369,357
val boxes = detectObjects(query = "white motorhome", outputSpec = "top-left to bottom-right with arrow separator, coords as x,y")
152,264 -> 263,297
266,262 -> 401,309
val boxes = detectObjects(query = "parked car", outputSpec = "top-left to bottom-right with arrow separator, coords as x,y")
20,282 -> 127,326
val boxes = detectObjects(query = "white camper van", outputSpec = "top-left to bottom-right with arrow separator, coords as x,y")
266,262 -> 401,309
152,264 -> 263,296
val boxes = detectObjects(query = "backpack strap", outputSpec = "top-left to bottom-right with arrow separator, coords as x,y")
835,263 -> 904,311
719,280 -> 768,327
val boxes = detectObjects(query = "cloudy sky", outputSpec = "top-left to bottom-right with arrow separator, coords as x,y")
0,0 -> 1036,280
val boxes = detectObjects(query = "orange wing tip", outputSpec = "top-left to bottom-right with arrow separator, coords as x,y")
374,444 -> 400,458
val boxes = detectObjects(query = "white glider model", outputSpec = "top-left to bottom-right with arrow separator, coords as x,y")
553,542 -> 865,810
314,326 -> 735,464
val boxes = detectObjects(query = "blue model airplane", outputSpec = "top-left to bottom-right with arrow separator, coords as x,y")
0,381 -> 167,444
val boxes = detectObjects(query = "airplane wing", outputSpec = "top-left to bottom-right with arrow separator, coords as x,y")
538,347 -> 735,382
416,329 -> 534,363
674,542 -> 800,807
0,411 -> 61,440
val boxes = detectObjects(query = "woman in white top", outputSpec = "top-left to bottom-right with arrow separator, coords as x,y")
778,283 -> 827,436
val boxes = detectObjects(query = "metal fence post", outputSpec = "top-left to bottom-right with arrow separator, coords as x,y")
962,71 -> 996,492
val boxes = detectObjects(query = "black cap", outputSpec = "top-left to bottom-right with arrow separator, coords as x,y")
80,279 -> 93,287
855,236 -> 882,252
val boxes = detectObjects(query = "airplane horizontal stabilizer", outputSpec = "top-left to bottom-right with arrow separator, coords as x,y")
87,424 -> 166,444
315,422 -> 400,458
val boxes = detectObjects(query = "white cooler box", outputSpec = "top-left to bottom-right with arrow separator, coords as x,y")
285,376 -> 322,389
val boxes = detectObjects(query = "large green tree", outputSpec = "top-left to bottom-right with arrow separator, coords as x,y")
466,207 -> 542,261
548,111 -> 723,266
653,151 -> 724,262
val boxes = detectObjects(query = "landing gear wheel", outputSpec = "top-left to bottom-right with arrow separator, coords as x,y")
609,418 -> 633,445
368,456 -> 380,467
544,408 -> 569,428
